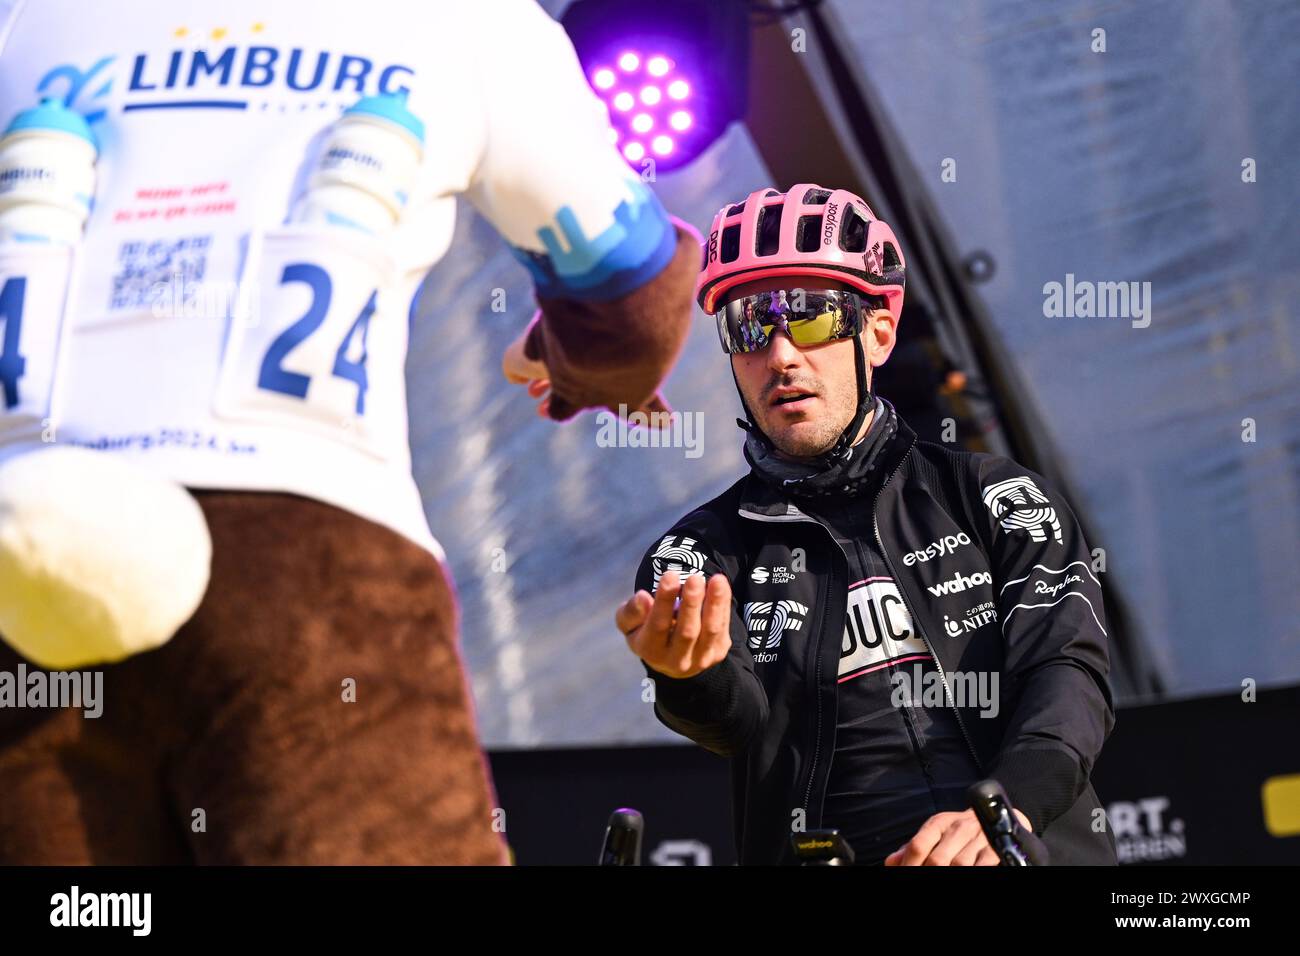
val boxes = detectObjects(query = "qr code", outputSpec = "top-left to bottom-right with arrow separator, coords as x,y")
110,236 -> 211,311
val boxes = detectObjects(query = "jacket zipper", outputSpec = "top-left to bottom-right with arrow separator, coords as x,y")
802,551 -> 836,818
741,441 -> 987,826
733,508 -> 842,822
872,445 -> 986,774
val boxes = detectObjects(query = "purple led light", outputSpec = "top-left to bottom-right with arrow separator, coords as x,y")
582,42 -> 702,170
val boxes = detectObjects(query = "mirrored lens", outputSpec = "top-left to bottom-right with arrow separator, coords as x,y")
716,289 -> 864,354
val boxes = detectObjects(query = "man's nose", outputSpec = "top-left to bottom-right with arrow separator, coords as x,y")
764,327 -> 803,368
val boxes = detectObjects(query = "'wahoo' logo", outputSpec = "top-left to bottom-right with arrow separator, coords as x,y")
926,569 -> 992,596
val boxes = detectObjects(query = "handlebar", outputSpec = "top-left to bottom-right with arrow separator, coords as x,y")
598,808 -> 644,865
600,778 -> 1049,866
788,777 -> 1049,866
967,778 -> 1049,866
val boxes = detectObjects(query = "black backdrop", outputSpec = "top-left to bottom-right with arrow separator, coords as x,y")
488,683 -> 1300,865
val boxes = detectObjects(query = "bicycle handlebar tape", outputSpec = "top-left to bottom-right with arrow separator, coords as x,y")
968,779 -> 1051,867
599,808 -> 644,866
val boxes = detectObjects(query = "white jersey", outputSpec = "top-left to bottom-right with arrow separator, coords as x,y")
0,0 -> 678,557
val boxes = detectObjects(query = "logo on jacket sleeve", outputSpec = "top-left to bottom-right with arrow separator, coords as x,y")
981,476 -> 1062,544
650,534 -> 708,589
743,600 -> 809,662
1000,562 -> 1106,635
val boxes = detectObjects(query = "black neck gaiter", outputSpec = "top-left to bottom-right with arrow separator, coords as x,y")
743,397 -> 899,500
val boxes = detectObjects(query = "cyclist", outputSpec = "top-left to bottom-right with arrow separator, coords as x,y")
616,185 -> 1118,865
0,0 -> 698,863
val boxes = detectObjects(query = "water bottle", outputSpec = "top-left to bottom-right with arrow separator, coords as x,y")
0,97 -> 98,244
291,91 -> 425,235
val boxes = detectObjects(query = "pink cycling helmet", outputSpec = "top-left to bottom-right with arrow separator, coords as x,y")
698,184 -> 908,471
695,184 -> 906,318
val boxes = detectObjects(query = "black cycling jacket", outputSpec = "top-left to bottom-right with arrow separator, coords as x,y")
634,410 -> 1118,865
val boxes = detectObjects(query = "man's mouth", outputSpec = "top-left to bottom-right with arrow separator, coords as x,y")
769,387 -> 817,411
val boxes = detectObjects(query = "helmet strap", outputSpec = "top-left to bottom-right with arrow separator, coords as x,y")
730,334 -> 875,465
731,363 -> 768,443
821,332 -> 873,464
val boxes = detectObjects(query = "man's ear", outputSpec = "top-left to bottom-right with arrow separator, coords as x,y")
864,308 -> 899,368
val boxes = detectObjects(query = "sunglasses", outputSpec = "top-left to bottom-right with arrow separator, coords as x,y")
715,288 -> 881,355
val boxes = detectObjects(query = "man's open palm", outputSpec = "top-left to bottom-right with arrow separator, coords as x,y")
617,569 -> 733,679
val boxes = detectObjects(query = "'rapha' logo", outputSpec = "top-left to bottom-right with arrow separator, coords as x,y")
981,476 -> 1062,544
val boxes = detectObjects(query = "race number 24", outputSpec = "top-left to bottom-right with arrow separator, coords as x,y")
256,262 -> 375,415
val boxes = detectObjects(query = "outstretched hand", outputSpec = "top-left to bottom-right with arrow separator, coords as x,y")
616,568 -> 733,679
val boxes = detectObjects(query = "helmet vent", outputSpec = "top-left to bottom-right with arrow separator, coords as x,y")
802,188 -> 832,205
727,202 -> 747,217
883,241 -> 902,270
841,205 -> 868,252
721,223 -> 741,263
754,204 -> 783,257
795,214 -> 822,252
